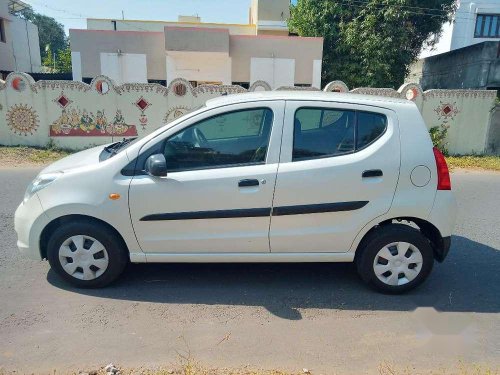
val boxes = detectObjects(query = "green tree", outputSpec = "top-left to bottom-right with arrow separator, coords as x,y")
42,45 -> 72,73
288,0 -> 456,88
56,46 -> 72,73
16,7 -> 67,61
42,44 -> 55,71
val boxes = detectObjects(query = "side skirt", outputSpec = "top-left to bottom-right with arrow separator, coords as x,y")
135,252 -> 355,263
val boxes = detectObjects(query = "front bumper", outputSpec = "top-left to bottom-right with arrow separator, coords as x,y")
14,194 -> 48,260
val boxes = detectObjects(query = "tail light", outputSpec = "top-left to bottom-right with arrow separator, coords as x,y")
433,147 -> 451,190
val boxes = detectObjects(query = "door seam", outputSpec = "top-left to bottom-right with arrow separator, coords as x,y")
268,101 -> 287,253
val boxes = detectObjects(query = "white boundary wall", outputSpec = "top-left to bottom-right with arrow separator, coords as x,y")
0,73 -> 497,154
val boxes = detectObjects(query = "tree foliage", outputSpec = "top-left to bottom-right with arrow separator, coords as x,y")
288,0 -> 456,88
16,7 -> 67,61
43,45 -> 72,73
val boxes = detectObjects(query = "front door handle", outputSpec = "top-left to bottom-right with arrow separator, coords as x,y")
362,169 -> 383,178
238,179 -> 260,187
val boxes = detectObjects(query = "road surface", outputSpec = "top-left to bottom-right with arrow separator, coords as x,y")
0,168 -> 499,374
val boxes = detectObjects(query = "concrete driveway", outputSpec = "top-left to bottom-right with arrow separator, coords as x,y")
0,168 -> 499,374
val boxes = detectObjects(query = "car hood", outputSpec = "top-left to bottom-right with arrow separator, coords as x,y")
40,145 -> 105,174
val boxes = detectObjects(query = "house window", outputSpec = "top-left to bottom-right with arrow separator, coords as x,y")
0,18 -> 6,43
474,14 -> 500,38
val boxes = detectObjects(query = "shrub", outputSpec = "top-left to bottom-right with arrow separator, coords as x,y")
429,124 -> 449,156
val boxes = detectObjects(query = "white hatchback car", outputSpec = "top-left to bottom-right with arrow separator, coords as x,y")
15,91 -> 457,293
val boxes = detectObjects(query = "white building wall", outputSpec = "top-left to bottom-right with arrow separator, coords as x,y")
0,0 -> 14,71
312,59 -> 322,89
71,51 -> 82,81
1,14 -> 41,73
166,52 -> 232,85
87,19 -> 256,35
250,57 -> 295,89
451,0 -> 500,50
100,53 -> 147,84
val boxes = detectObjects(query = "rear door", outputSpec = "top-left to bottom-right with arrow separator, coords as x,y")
270,100 -> 400,253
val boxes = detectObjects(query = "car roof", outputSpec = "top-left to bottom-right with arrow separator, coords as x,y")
206,90 -> 413,109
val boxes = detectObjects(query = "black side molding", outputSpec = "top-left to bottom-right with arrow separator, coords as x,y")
140,201 -> 369,221
272,201 -> 369,216
141,207 -> 271,221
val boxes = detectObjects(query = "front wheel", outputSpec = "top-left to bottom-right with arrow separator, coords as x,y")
356,224 -> 434,293
47,220 -> 128,288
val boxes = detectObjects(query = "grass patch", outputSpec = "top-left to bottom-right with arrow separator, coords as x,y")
0,145 -> 71,167
447,155 -> 500,172
1,145 -> 499,171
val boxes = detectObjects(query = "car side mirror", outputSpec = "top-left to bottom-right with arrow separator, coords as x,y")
145,154 -> 168,177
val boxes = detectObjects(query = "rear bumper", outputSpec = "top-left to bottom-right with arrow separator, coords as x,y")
427,191 -> 456,263
434,236 -> 451,262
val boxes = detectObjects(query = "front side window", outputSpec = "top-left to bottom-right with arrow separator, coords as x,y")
474,14 -> 500,38
162,108 -> 273,172
293,107 -> 387,161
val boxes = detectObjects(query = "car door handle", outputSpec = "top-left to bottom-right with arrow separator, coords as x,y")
362,169 -> 383,178
238,179 -> 260,187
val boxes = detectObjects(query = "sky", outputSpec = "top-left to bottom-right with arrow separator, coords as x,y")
22,0 -> 452,58
23,0 -> 252,32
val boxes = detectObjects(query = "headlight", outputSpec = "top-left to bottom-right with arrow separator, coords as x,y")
23,172 -> 63,203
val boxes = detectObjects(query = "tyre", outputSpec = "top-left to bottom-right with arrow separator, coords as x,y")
47,220 -> 128,288
356,224 -> 434,293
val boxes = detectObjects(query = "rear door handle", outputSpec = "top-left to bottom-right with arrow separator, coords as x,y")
238,179 -> 260,187
362,169 -> 383,178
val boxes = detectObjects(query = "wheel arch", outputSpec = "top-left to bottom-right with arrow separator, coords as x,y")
353,216 -> 446,263
39,214 -> 130,260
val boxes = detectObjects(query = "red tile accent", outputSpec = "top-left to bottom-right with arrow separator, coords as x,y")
57,95 -> 69,108
136,98 -> 149,111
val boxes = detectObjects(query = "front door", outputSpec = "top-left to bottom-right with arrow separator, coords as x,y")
129,101 -> 285,254
270,100 -> 400,253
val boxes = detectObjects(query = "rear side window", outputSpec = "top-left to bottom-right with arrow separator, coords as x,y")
293,108 -> 387,161
293,108 -> 355,161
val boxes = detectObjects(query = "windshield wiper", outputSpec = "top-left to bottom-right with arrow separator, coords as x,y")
104,138 -> 137,155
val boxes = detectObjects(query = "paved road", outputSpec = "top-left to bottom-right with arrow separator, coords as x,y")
0,168 -> 499,374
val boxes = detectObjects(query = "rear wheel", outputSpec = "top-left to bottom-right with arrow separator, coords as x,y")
47,220 -> 128,288
356,224 -> 434,293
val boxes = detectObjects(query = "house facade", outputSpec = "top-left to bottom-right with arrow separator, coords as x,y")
69,0 -> 324,88
450,0 -> 500,50
0,0 -> 42,78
